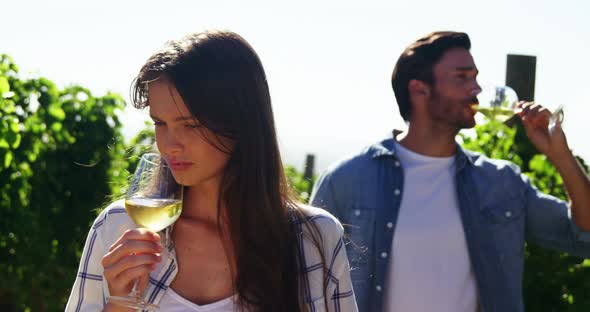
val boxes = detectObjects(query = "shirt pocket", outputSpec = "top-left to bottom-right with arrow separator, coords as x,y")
483,194 -> 525,224
342,205 -> 375,283
481,194 -> 526,257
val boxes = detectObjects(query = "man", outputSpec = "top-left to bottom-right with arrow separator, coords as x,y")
310,31 -> 590,312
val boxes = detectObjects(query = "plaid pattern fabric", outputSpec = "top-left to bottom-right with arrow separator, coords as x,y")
65,201 -> 357,312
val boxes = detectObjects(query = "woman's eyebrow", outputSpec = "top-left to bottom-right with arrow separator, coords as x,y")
149,115 -> 195,122
174,116 -> 195,122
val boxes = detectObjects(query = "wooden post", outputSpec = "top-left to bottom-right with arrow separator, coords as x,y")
504,54 -> 536,127
506,54 -> 536,101
505,54 -> 538,170
303,154 -> 315,197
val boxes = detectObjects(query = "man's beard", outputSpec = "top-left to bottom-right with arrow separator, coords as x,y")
428,89 -> 476,129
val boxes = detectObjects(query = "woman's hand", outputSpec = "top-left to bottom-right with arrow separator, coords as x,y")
101,228 -> 162,299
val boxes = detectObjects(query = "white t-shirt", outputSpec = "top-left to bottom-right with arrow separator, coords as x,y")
158,289 -> 238,311
383,142 -> 478,312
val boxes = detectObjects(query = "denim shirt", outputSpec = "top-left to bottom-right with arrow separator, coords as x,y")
310,137 -> 590,312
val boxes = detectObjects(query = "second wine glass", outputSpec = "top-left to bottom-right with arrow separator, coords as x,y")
473,85 -> 564,133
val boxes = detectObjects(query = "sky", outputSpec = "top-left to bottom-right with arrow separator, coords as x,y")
2,0 -> 589,174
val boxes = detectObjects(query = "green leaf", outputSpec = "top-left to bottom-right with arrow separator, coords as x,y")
48,104 -> 65,120
50,122 -> 62,132
9,118 -> 20,133
4,150 -> 13,168
6,131 -> 21,149
1,100 -> 16,114
27,151 -> 37,162
0,76 -> 9,94
11,133 -> 21,149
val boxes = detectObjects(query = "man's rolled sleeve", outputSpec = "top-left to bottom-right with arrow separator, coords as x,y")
523,172 -> 590,258
569,209 -> 590,242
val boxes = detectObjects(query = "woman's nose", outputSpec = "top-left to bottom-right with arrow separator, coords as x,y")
157,128 -> 183,156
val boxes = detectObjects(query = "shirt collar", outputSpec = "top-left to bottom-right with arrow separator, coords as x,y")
455,144 -> 475,171
369,129 -> 476,170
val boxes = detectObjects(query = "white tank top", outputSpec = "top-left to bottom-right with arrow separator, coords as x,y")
158,288 -> 239,311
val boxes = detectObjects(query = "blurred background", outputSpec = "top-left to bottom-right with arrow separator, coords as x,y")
1,0 -> 589,310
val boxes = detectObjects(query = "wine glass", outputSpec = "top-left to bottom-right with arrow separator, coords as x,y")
473,85 -> 564,133
108,153 -> 183,311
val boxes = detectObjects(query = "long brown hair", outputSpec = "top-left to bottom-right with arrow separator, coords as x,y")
131,30 -> 328,311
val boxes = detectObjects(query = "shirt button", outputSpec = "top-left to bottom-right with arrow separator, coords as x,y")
376,285 -> 382,292
394,189 -> 400,196
386,222 -> 393,229
505,211 -> 513,218
394,161 -> 400,167
381,252 -> 388,258
354,209 -> 361,217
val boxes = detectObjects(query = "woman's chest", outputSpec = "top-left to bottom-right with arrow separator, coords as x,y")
169,223 -> 235,305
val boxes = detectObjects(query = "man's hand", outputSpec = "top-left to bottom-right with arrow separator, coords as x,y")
518,101 -> 590,231
517,101 -> 569,161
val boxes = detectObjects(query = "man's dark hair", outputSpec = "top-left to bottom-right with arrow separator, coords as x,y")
391,31 -> 471,121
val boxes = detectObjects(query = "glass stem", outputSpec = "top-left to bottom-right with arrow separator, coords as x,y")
129,278 -> 141,298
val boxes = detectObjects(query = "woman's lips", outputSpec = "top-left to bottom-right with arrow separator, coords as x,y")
167,160 -> 193,171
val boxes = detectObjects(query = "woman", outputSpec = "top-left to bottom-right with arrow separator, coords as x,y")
65,30 -> 357,311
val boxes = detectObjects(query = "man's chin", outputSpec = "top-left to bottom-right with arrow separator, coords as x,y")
459,119 -> 476,129
464,122 -> 476,129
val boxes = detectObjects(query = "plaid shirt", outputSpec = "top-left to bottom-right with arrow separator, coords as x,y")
65,200 -> 358,312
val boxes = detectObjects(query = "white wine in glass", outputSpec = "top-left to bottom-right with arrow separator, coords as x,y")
472,85 -> 519,122
473,85 -> 564,133
125,198 -> 182,232
108,153 -> 183,311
